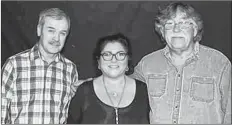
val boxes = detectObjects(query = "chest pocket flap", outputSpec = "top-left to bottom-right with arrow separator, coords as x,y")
190,76 -> 215,103
147,74 -> 167,97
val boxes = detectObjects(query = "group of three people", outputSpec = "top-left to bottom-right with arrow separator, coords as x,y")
1,2 -> 231,124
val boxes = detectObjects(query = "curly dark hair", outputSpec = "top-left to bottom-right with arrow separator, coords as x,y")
93,33 -> 134,76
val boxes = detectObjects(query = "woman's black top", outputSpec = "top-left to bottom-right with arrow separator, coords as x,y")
67,79 -> 150,124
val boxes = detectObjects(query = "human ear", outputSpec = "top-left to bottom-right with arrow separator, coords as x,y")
193,25 -> 198,37
37,24 -> 41,37
160,26 -> 165,38
97,60 -> 101,69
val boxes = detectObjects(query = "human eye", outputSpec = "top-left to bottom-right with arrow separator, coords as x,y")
47,27 -> 55,32
165,20 -> 174,26
102,52 -> 112,57
185,21 -> 193,25
48,29 -> 55,33
164,20 -> 174,30
101,52 -> 113,60
117,52 -> 127,59
60,32 -> 67,36
118,52 -> 127,56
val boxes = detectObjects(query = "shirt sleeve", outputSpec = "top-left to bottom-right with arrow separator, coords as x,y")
130,60 -> 146,83
70,64 -> 79,98
220,61 -> 231,124
1,58 -> 15,124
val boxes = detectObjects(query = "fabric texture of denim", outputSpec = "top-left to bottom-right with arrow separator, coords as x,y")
131,42 -> 231,124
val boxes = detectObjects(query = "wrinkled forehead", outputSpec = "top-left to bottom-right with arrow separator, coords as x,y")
41,16 -> 70,31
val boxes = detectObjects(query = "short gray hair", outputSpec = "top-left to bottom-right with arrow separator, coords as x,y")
38,8 -> 70,31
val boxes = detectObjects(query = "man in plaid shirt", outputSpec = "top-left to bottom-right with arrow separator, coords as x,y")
1,8 -> 79,124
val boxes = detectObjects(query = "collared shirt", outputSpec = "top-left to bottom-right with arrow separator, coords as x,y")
1,44 -> 79,124
131,42 -> 231,124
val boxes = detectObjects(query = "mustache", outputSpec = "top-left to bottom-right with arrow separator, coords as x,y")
49,40 -> 60,46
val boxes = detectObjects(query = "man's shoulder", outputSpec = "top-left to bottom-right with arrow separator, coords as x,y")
61,55 -> 77,67
140,48 -> 165,63
7,49 -> 31,62
199,44 -> 231,64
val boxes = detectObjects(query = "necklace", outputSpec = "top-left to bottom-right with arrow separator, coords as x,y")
111,92 -> 118,97
102,77 -> 126,124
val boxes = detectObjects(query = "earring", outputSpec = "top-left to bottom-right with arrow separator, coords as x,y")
126,67 -> 129,71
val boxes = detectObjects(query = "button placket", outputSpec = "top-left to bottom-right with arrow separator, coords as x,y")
45,66 -> 52,116
173,120 -> 177,124
172,71 -> 182,124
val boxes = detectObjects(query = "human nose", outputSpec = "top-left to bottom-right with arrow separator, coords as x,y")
173,23 -> 181,32
111,54 -> 117,62
53,32 -> 60,41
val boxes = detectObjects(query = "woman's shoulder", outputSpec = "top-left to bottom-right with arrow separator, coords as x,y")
134,79 -> 147,88
132,79 -> 149,102
76,80 -> 94,94
126,76 -> 147,88
126,76 -> 148,93
80,80 -> 93,86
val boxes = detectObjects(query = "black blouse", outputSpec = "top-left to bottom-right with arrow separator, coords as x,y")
67,79 -> 150,124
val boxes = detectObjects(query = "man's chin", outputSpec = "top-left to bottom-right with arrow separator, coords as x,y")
169,45 -> 187,53
48,50 -> 61,54
169,44 -> 184,49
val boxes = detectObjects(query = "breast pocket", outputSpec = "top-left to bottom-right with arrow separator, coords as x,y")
190,76 -> 214,103
147,74 -> 167,97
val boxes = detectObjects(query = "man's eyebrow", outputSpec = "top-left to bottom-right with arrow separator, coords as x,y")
47,26 -> 55,29
46,27 -> 68,33
60,30 -> 68,33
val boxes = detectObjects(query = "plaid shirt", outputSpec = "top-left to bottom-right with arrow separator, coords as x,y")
1,44 -> 79,124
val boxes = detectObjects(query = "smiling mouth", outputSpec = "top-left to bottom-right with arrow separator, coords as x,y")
108,65 -> 119,68
171,37 -> 185,41
172,36 -> 184,39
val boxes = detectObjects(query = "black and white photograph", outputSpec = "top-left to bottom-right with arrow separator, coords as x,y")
1,1 -> 231,124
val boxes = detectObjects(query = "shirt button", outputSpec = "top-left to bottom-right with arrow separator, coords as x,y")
175,105 -> 178,108
177,74 -> 181,77
173,121 -> 177,124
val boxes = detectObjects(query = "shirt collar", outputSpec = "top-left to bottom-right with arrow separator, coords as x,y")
29,43 -> 65,63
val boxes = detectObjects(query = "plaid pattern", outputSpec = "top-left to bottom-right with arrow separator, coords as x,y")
1,44 -> 79,124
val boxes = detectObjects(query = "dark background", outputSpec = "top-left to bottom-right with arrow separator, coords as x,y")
1,1 -> 231,79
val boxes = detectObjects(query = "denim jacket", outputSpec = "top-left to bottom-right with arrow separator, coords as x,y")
131,42 -> 231,124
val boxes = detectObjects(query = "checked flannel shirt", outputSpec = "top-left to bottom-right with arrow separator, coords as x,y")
1,44 -> 79,124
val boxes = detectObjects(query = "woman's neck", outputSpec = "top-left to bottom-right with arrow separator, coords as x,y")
102,75 -> 126,86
